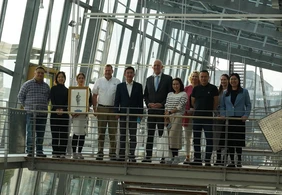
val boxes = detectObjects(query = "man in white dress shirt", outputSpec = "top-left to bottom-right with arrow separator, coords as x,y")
92,64 -> 121,160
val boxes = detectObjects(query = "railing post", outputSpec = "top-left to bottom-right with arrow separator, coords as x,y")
125,108 -> 130,161
224,118 -> 229,166
32,105 -> 37,158
207,184 -> 217,195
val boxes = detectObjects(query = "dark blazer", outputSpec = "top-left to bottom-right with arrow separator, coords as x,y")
144,73 -> 172,114
114,81 -> 144,115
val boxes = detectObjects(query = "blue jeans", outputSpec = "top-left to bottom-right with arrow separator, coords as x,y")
193,119 -> 213,162
26,113 -> 47,154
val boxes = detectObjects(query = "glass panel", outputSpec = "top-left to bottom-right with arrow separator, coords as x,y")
132,33 -> 141,64
37,172 -> 55,195
0,72 -> 13,102
103,0 -> 114,13
0,0 -> 3,16
116,2 -> 126,23
126,10 -> 134,26
1,169 -> 19,195
18,168 -> 37,194
1,0 -> 27,44
33,0 -> 49,49
78,10 -> 90,63
43,0 -> 65,66
107,23 -> 122,64
118,28 -> 131,64
129,0 -> 137,11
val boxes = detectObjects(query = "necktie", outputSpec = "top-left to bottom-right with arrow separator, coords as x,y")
155,76 -> 159,91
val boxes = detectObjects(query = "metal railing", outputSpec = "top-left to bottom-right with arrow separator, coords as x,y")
0,104 -> 280,168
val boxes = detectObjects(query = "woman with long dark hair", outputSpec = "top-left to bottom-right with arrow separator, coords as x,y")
220,73 -> 251,167
165,78 -> 188,163
50,71 -> 69,158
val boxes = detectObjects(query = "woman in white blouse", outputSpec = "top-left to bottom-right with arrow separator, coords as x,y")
165,78 -> 188,162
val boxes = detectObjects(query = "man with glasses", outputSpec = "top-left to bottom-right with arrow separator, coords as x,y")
18,66 -> 50,157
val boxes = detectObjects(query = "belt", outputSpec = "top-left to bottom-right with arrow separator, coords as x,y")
98,104 -> 113,107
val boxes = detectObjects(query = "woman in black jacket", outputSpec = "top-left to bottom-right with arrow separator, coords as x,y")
50,71 -> 69,158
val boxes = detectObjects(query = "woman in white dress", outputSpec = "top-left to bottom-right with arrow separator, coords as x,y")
165,78 -> 188,162
72,73 -> 92,159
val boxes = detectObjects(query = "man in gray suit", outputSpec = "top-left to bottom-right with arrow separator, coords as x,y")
142,59 -> 172,163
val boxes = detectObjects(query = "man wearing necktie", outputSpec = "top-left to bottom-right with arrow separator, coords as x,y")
143,59 -> 173,163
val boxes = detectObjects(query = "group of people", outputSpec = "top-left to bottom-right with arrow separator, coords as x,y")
17,59 -> 251,167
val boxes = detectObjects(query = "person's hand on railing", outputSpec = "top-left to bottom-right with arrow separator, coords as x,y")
71,113 -> 79,118
219,116 -> 225,120
241,116 -> 248,122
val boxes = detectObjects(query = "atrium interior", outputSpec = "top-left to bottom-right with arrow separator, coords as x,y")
1,0 -> 282,194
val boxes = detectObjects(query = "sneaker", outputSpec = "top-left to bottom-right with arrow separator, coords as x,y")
60,155 -> 66,159
52,155 -> 60,158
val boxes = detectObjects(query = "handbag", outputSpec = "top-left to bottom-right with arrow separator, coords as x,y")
156,127 -> 170,158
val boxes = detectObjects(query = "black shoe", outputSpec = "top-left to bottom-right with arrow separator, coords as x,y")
36,153 -> 47,157
129,158 -> 137,163
237,162 -> 242,168
142,157 -> 152,163
27,154 -> 32,157
109,153 -> 116,161
116,158 -> 126,162
96,153 -> 104,160
160,158 -> 165,164
227,164 -> 236,168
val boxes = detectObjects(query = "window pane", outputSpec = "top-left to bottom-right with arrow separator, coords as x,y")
1,0 -> 27,44
1,169 -> 19,195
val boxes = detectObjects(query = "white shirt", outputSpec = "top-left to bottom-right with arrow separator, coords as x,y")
126,81 -> 133,97
92,77 -> 121,106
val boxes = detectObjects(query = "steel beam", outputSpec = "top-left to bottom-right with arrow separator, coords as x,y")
39,0 -> 54,65
144,1 -> 282,41
195,0 -> 282,14
171,22 -> 282,55
192,38 -> 282,70
80,0 -> 102,84
0,66 -> 13,76
25,159 -> 282,188
8,0 -> 40,108
53,0 -> 72,68
0,0 -> 8,41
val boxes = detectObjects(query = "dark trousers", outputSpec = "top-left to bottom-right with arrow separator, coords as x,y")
26,114 -> 47,154
193,119 -> 213,162
72,134 -> 85,153
145,115 -> 164,158
119,116 -> 137,159
50,117 -> 69,155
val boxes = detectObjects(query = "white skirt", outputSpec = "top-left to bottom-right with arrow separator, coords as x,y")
72,114 -> 88,135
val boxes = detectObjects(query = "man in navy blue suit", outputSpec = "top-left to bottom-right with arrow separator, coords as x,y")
114,66 -> 143,162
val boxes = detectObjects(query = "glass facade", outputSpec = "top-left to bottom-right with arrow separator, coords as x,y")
1,0 -> 282,194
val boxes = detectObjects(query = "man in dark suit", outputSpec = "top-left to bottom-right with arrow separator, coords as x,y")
114,66 -> 143,162
143,59 -> 173,163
